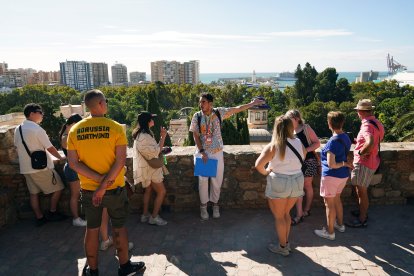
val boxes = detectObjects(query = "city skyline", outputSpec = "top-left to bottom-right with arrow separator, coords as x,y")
2,0 -> 414,73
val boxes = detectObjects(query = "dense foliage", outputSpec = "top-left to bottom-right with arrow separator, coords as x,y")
1,63 -> 413,148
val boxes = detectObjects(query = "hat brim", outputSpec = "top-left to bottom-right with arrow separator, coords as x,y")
354,106 -> 375,110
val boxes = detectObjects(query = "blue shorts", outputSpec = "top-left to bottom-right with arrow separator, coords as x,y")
266,172 -> 304,199
64,162 -> 79,182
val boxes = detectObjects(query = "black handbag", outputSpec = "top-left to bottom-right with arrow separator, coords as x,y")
19,126 -> 47,170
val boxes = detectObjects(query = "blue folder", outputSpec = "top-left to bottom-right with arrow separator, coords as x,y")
194,158 -> 218,177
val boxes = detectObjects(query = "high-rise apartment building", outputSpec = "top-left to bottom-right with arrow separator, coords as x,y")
29,71 -> 60,85
0,62 -> 8,75
91,62 -> 109,87
129,71 -> 146,84
151,60 -> 199,84
4,70 -> 23,88
183,60 -> 200,84
60,61 -> 94,91
111,63 -> 128,86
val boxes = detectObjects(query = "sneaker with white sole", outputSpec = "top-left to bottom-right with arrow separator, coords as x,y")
148,215 -> 168,226
334,221 -> 346,233
212,205 -> 220,218
267,243 -> 289,256
314,228 -> 335,240
200,205 -> 209,220
140,213 -> 150,223
100,236 -> 113,251
73,217 -> 87,227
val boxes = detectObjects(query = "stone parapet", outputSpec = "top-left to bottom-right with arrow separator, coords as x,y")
1,123 -> 413,227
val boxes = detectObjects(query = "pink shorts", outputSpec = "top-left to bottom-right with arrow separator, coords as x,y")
320,176 -> 348,198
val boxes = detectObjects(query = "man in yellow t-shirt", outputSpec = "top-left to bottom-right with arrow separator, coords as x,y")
67,89 -> 145,276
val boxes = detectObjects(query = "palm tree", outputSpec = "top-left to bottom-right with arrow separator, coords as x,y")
392,111 -> 414,141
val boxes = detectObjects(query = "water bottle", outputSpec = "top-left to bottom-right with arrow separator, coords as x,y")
163,155 -> 167,165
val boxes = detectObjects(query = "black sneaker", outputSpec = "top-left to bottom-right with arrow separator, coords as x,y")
82,265 -> 99,276
35,216 -> 48,227
346,218 -> 368,228
46,211 -> 67,222
351,210 -> 369,221
118,261 -> 146,276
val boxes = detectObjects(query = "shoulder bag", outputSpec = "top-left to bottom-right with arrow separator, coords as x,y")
19,126 -> 47,170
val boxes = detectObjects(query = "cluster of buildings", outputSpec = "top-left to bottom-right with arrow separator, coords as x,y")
0,62 -> 60,92
0,59 -> 200,92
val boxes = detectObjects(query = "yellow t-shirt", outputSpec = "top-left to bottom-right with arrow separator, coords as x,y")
67,116 -> 127,191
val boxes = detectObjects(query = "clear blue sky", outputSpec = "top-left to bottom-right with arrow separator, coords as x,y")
2,0 -> 414,73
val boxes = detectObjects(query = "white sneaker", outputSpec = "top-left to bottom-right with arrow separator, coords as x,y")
72,217 -> 87,227
200,206 -> 209,220
140,213 -> 150,223
334,221 -> 346,233
267,243 -> 289,256
213,205 -> 220,218
148,215 -> 168,226
314,228 -> 335,240
100,236 -> 113,251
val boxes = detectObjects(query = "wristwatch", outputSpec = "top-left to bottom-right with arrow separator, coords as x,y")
199,148 -> 205,153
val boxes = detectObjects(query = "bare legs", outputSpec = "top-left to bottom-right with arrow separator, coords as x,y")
100,208 -> 110,242
355,185 -> 369,221
30,189 -> 62,219
323,194 -> 343,234
294,176 -> 313,218
142,181 -> 166,218
268,198 -> 298,246
69,180 -> 81,219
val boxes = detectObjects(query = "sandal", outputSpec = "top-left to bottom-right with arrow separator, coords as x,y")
291,216 -> 303,226
303,210 -> 311,217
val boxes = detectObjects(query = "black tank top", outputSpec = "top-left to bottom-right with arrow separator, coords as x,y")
296,129 -> 316,160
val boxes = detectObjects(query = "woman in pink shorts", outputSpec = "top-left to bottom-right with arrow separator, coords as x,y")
314,112 -> 353,240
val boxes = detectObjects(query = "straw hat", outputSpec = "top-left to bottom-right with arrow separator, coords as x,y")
354,99 -> 375,110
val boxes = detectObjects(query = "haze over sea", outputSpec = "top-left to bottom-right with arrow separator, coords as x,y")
198,72 -> 389,85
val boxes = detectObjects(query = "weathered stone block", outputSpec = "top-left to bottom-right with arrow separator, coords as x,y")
385,190 -> 401,198
239,182 -> 261,190
369,174 -> 382,186
371,188 -> 385,198
243,191 -> 258,200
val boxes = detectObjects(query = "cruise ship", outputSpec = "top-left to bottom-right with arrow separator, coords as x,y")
275,72 -> 297,81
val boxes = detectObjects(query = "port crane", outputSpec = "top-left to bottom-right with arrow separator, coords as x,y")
387,53 -> 407,75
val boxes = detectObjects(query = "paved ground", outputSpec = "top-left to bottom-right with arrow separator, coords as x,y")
0,205 -> 413,276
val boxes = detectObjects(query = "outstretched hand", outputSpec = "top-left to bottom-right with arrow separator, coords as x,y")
160,127 -> 167,139
251,98 -> 265,106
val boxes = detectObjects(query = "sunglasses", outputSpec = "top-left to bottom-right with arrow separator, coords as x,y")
34,110 -> 43,115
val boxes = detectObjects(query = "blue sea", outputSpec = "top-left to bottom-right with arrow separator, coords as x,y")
199,72 -> 389,85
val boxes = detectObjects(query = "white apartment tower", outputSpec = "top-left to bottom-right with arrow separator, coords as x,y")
151,60 -> 199,84
111,63 -> 128,86
60,61 -> 94,91
183,60 -> 200,84
129,72 -> 146,84
91,62 -> 109,87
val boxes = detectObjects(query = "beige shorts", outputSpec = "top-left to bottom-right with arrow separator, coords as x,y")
24,169 -> 65,195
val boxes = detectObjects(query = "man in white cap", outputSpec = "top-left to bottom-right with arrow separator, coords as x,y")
347,99 -> 384,228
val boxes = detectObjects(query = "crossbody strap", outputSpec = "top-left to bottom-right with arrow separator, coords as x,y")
19,126 -> 32,157
286,141 -> 304,166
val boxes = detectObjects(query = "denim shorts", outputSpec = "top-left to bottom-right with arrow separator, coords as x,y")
64,162 -> 79,182
265,172 -> 304,199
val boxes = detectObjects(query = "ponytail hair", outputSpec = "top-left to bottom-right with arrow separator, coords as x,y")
271,115 -> 295,160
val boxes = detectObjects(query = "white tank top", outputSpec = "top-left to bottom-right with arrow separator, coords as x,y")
267,138 -> 304,175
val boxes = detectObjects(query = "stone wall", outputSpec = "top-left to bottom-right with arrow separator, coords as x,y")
1,124 -> 413,227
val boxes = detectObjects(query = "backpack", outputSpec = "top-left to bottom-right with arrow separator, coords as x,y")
197,108 -> 222,134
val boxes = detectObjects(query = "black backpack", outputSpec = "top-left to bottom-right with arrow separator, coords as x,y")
196,108 -> 222,134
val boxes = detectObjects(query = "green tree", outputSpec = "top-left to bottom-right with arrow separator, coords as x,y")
147,90 -> 172,146
313,67 -> 338,102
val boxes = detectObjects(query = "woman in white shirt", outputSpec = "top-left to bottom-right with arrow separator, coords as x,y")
255,115 -> 306,256
132,112 -> 168,226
